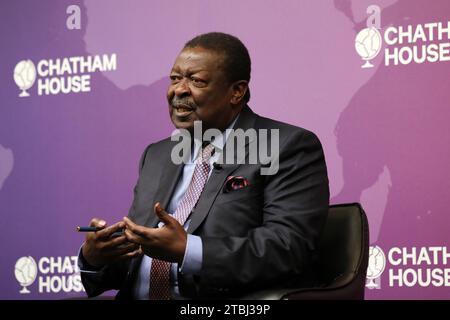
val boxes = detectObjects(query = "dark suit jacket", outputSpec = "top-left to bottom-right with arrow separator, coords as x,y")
80,106 -> 329,299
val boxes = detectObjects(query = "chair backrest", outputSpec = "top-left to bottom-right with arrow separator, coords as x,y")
283,203 -> 369,300
317,203 -> 368,280
238,203 -> 370,300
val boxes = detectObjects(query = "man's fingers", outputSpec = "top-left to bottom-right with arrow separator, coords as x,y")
89,218 -> 107,229
114,242 -> 140,255
97,221 -> 125,239
124,228 -> 147,244
123,216 -> 148,237
102,235 -> 128,249
118,247 -> 143,261
154,202 -> 176,225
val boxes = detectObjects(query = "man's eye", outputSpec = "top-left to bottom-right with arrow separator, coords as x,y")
191,78 -> 206,86
170,75 -> 181,82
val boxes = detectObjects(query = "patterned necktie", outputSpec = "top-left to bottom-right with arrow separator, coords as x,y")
149,143 -> 215,300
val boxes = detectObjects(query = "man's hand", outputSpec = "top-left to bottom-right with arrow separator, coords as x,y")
81,219 -> 142,268
123,203 -> 187,264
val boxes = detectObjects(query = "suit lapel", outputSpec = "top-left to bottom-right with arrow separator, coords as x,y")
187,163 -> 240,233
144,140 -> 185,228
187,106 -> 258,233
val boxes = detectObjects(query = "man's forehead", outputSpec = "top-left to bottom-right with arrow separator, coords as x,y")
172,47 -> 225,72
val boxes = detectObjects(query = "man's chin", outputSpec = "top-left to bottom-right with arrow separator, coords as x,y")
172,118 -> 195,132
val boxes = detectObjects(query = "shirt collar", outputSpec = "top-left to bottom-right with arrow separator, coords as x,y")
191,112 -> 240,162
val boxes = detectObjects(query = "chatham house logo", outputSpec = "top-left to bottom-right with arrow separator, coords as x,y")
355,27 -> 382,68
366,245 -> 386,289
355,5 -> 383,69
13,60 -> 37,97
14,255 -> 84,295
14,256 -> 38,294
12,54 -> 117,98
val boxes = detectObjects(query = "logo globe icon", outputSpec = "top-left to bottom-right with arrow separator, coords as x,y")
366,246 -> 386,289
355,27 -> 382,68
13,60 -> 37,97
14,256 -> 38,294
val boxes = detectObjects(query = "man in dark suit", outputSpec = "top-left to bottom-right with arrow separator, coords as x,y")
78,32 -> 329,299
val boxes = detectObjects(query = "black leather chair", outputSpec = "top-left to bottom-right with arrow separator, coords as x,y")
241,203 -> 369,300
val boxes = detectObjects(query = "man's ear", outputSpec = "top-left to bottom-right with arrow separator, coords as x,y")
230,80 -> 249,105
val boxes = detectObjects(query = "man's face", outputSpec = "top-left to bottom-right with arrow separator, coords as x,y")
167,47 -> 237,132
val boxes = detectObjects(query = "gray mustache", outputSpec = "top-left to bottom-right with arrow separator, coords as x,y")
171,97 -> 198,109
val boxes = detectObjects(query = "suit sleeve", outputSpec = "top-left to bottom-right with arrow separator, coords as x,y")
80,144 -> 152,298
198,130 -> 329,295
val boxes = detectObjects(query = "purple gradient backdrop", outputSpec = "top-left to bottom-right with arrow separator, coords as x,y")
0,0 -> 449,299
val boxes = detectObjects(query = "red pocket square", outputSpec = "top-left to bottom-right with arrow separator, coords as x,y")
223,176 -> 251,193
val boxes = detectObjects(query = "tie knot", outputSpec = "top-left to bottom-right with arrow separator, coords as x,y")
199,143 -> 215,162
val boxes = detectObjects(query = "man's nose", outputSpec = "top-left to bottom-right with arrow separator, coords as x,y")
174,78 -> 190,97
